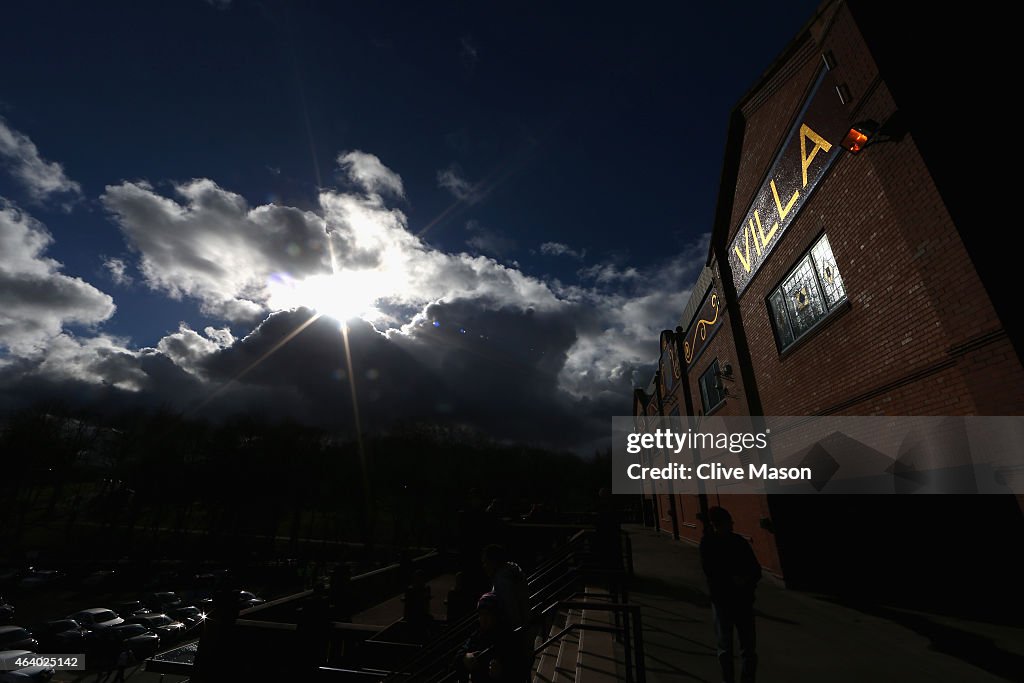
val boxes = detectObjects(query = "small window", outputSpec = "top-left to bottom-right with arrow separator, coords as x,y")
768,234 -> 847,352
699,359 -> 725,413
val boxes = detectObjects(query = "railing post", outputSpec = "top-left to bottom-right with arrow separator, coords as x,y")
623,532 -> 634,577
622,607 -> 633,683
633,607 -> 646,683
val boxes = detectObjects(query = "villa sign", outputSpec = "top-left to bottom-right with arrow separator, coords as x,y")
729,66 -> 849,296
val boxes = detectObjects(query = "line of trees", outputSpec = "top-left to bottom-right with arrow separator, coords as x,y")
0,403 -> 611,566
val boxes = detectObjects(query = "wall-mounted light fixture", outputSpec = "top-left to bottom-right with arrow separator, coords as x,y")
841,121 -> 879,153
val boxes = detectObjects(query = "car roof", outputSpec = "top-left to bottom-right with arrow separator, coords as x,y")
75,608 -> 115,615
0,626 -> 27,634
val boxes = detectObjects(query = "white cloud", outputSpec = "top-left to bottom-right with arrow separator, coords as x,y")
552,241 -> 708,398
157,323 -> 233,376
102,178 -> 331,321
578,262 -> 640,284
0,201 -> 116,356
337,151 -> 404,197
437,164 -> 480,203
33,333 -> 147,391
0,118 -> 82,205
0,150 -> 708,447
102,256 -> 133,285
103,163 -> 560,327
540,241 -> 585,260
99,155 -> 705,410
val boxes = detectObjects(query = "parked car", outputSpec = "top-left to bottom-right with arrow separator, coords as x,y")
29,620 -> 88,653
126,614 -> 186,644
16,571 -> 63,591
79,569 -> 117,589
142,592 -> 182,612
167,606 -> 205,631
0,627 -> 38,652
65,609 -> 123,631
199,590 -> 264,611
91,624 -> 160,659
0,600 -> 13,624
110,601 -> 150,618
0,650 -> 55,682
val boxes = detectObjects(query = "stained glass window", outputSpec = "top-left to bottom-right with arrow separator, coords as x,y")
699,359 -> 725,413
811,235 -> 846,306
768,234 -> 847,352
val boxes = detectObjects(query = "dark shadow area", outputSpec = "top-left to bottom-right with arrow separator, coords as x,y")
768,495 -> 1024,626
819,599 -> 1024,682
630,574 -> 712,609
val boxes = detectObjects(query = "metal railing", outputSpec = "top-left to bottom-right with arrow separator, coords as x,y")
379,527 -> 643,683
533,598 -> 646,683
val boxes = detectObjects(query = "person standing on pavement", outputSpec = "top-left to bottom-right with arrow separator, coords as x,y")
700,506 -> 761,683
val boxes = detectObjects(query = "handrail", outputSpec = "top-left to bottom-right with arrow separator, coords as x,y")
535,600 -> 646,683
383,529 -> 638,682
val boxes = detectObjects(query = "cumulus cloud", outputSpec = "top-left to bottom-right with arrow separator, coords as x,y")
101,178 -> 330,321
553,242 -> 708,398
337,151 -> 404,197
0,201 -> 116,356
540,241 -> 585,260
102,256 -> 133,285
157,323 -> 234,376
4,151 -> 705,450
0,118 -> 82,205
102,167 -> 559,328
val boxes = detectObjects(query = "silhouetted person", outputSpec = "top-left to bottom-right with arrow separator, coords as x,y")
455,592 -> 525,682
481,544 -> 531,683
700,506 -> 761,683
481,545 -> 528,629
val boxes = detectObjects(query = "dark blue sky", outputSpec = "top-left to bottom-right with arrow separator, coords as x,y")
0,1 -> 820,446
1,0 -> 817,344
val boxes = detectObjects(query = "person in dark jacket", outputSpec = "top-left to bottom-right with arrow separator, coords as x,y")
700,506 -> 761,683
456,592 -> 523,682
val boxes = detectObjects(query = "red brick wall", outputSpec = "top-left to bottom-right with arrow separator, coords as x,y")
640,1 -> 1023,586
727,3 -> 1024,418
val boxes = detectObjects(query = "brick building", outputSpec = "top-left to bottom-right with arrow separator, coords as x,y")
634,0 -> 1024,616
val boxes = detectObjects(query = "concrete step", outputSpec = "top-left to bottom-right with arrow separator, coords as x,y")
533,611 -> 567,683
576,590 -> 619,683
552,609 -> 582,682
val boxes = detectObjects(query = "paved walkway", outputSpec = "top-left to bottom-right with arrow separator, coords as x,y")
625,524 -> 1022,683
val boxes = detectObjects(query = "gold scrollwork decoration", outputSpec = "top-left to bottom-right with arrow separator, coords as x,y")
683,292 -> 720,364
